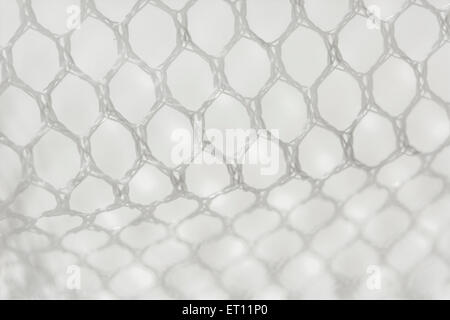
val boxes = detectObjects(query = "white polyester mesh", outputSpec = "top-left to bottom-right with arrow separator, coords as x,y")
1,0 -> 450,299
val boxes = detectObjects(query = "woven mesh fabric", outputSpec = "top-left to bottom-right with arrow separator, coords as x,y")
1,0 -> 450,299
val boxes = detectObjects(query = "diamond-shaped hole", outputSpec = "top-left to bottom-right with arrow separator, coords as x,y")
94,207 -> 141,231
432,147 -> 450,179
62,229 -> 108,255
71,18 -> 118,79
224,38 -> 271,97
153,197 -> 198,224
94,0 -> 137,21
90,120 -> 136,179
322,167 -> 367,201
317,70 -> 361,130
363,0 -> 408,20
377,155 -> 421,188
128,164 -> 173,205
338,15 -> 384,73
267,178 -> 311,211
261,81 -> 308,142
255,228 -> 303,265
10,185 -> 56,219
406,99 -> 450,153
187,0 -> 235,56
36,215 -> 82,237
353,112 -> 396,166
33,130 -> 80,188
52,75 -> 99,136
110,264 -> 156,298
0,0 -> 20,45
12,29 -> 59,90
246,0 -> 292,43
372,57 -> 417,116
233,208 -> 280,242
0,144 -> 22,200
282,27 -> 328,86
298,127 -> 344,179
167,51 -> 214,111
32,0 -> 80,34
109,63 -> 155,123
95,207 -> 141,230
129,5 -> 176,67
242,136 -> 287,189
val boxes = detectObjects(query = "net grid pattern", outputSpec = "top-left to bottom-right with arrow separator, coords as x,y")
0,0 -> 450,299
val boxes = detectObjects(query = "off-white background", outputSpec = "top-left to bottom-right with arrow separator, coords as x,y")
0,0 -> 450,299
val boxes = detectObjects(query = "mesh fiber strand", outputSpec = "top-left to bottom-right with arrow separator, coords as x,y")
0,0 -> 450,299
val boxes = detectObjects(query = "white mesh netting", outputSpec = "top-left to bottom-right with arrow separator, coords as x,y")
1,0 -> 450,299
